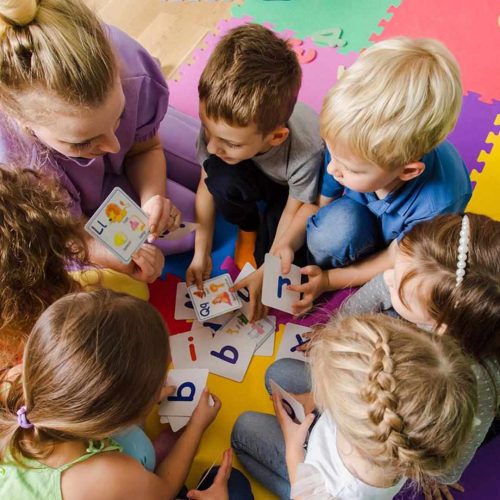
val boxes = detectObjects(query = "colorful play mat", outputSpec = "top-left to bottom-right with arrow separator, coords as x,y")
146,2 -> 500,498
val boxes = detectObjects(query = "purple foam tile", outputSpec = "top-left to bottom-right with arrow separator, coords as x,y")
448,92 -> 500,174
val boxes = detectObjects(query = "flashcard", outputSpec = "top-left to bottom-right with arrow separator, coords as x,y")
188,274 -> 241,321
234,262 -> 256,317
166,416 -> 190,432
190,312 -> 234,333
255,316 -> 276,357
275,323 -> 312,363
158,368 -> 208,417
208,330 -> 255,382
270,379 -> 306,423
159,222 -> 198,241
218,312 -> 275,352
262,254 -> 301,314
169,327 -> 213,369
175,282 -> 196,320
84,187 -> 149,264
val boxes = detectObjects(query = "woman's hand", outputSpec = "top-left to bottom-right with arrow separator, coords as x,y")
142,195 -> 181,241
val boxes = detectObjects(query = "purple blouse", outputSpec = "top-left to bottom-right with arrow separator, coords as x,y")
0,25 -> 169,217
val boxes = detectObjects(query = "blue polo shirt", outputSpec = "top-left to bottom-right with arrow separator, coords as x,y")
320,140 -> 472,244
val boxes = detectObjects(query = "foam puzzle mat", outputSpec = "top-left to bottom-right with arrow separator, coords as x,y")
147,2 -> 500,498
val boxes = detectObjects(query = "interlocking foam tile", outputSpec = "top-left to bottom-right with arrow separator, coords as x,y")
370,0 -> 500,103
448,93 -> 500,175
168,16 -> 358,116
231,0 -> 401,53
467,114 -> 500,220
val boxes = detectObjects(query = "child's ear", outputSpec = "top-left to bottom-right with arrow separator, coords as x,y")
267,126 -> 290,147
399,161 -> 425,181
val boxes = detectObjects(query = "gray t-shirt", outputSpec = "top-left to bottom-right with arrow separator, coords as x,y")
196,102 -> 324,203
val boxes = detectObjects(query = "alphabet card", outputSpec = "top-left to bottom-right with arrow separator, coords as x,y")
262,254 -> 301,314
175,282 -> 196,320
188,274 -> 242,321
160,415 -> 190,433
275,323 -> 312,363
159,368 -> 209,417
159,222 -> 198,241
84,187 -> 149,264
190,312 -> 234,333
254,315 -> 276,357
234,262 -> 256,318
270,379 -> 306,423
208,330 -> 255,382
218,312 -> 275,352
169,327 -> 213,369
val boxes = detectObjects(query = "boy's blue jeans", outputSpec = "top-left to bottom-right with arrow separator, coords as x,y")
307,196 -> 384,269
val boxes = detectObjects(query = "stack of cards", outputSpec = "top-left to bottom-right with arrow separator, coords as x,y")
85,187 -> 197,263
159,368 -> 210,432
170,267 -> 278,383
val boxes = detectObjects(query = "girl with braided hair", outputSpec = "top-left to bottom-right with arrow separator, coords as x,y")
232,314 -> 477,499
264,212 -> 500,498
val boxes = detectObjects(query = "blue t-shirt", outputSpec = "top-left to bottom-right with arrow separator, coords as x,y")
320,141 -> 472,245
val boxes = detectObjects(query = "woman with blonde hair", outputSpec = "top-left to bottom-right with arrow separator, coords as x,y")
232,314 -> 477,499
0,0 -> 201,284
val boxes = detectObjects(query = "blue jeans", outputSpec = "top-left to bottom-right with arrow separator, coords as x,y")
231,412 -> 290,499
265,358 -> 311,395
307,196 -> 384,269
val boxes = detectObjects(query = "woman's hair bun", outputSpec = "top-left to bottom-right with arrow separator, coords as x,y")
0,0 -> 38,27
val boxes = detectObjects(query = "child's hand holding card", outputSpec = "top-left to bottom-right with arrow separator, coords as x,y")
270,379 -> 306,423
262,254 -> 301,314
188,274 -> 241,321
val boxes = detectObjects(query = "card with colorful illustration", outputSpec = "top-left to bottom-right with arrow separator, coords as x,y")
275,323 -> 312,363
261,254 -> 301,314
270,379 -> 306,423
158,368 -> 209,417
218,312 -> 275,352
188,274 -> 242,321
169,327 -> 213,369
208,329 -> 255,382
175,282 -> 196,320
159,222 -> 199,241
84,187 -> 149,264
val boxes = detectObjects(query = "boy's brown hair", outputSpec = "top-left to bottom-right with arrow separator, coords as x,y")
199,23 -> 302,135
399,213 -> 500,361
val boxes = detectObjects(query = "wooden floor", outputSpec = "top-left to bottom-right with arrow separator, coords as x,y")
86,0 -> 238,79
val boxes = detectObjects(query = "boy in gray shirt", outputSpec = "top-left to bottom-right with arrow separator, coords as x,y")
187,24 -> 323,320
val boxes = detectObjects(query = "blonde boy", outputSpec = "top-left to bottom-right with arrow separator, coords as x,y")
283,37 -> 471,314
186,24 -> 323,319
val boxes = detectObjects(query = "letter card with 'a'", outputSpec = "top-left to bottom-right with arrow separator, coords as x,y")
188,274 -> 241,321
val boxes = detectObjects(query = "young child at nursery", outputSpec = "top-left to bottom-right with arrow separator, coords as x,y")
268,213 -> 500,496
0,166 -> 87,372
0,0 -> 201,285
186,24 -> 324,321
0,290 -> 253,500
278,37 -> 471,315
232,314 -> 477,499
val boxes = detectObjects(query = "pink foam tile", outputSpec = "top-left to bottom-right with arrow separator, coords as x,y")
370,0 -> 500,103
168,16 -> 358,118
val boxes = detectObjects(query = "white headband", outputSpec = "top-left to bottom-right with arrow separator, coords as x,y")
455,215 -> 470,287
